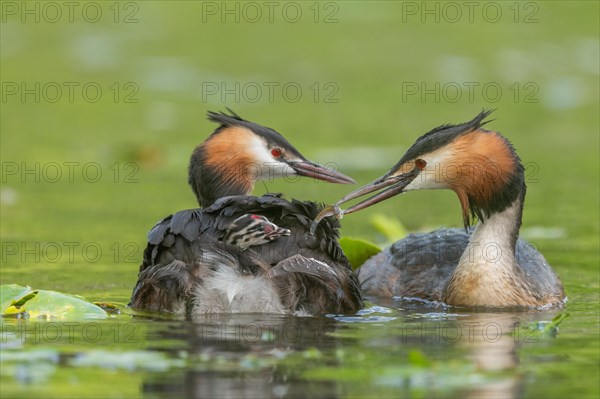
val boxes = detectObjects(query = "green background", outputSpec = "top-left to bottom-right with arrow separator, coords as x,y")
1,1 -> 598,398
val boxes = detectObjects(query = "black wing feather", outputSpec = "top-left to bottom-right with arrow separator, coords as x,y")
129,195 -> 362,315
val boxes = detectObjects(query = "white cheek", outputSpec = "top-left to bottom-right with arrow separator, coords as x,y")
261,162 -> 295,179
248,138 -> 297,180
404,173 -> 451,191
404,152 -> 453,191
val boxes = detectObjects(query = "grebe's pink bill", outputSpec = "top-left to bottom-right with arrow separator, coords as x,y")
309,164 -> 423,235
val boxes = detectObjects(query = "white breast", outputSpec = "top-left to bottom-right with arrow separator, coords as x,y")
190,253 -> 285,315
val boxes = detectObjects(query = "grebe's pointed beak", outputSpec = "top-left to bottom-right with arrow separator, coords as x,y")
288,159 -> 356,184
334,161 -> 424,215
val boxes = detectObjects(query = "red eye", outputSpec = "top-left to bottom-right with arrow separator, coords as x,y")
271,148 -> 282,158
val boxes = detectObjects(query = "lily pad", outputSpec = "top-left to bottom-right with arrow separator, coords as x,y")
0,284 -> 32,312
340,237 -> 382,270
1,284 -> 107,320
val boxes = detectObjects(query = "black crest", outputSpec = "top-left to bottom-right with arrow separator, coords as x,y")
395,109 -> 495,167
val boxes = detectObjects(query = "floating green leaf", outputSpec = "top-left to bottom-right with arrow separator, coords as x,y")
545,312 -> 569,331
5,291 -> 39,315
1,284 -> 107,320
339,237 -> 382,270
94,302 -> 122,314
510,312 -> 570,341
370,213 -> 408,243
0,284 -> 32,312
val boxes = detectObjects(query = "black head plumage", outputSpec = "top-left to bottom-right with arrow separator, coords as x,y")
395,109 -> 495,168
206,109 -> 305,160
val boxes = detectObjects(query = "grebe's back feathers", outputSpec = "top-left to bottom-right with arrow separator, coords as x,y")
131,194 -> 361,315
359,228 -> 564,307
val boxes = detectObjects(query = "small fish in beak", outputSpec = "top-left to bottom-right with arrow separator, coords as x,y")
310,162 -> 425,234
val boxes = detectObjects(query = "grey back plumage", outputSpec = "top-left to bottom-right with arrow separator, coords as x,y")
359,228 -> 563,304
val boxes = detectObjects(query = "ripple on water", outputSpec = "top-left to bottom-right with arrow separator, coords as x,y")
408,312 -> 467,320
330,305 -> 397,323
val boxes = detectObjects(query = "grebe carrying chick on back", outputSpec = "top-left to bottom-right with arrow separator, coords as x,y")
130,111 -> 363,316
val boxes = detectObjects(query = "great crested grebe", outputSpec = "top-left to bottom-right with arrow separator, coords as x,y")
316,111 -> 565,308
129,111 -> 362,316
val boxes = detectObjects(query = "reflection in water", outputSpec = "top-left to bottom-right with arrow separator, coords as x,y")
140,315 -> 345,398
136,306 -> 562,398
178,371 -> 337,399
456,312 -> 523,399
397,305 -> 562,399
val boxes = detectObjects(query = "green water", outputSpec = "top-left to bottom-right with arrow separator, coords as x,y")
1,2 -> 598,398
